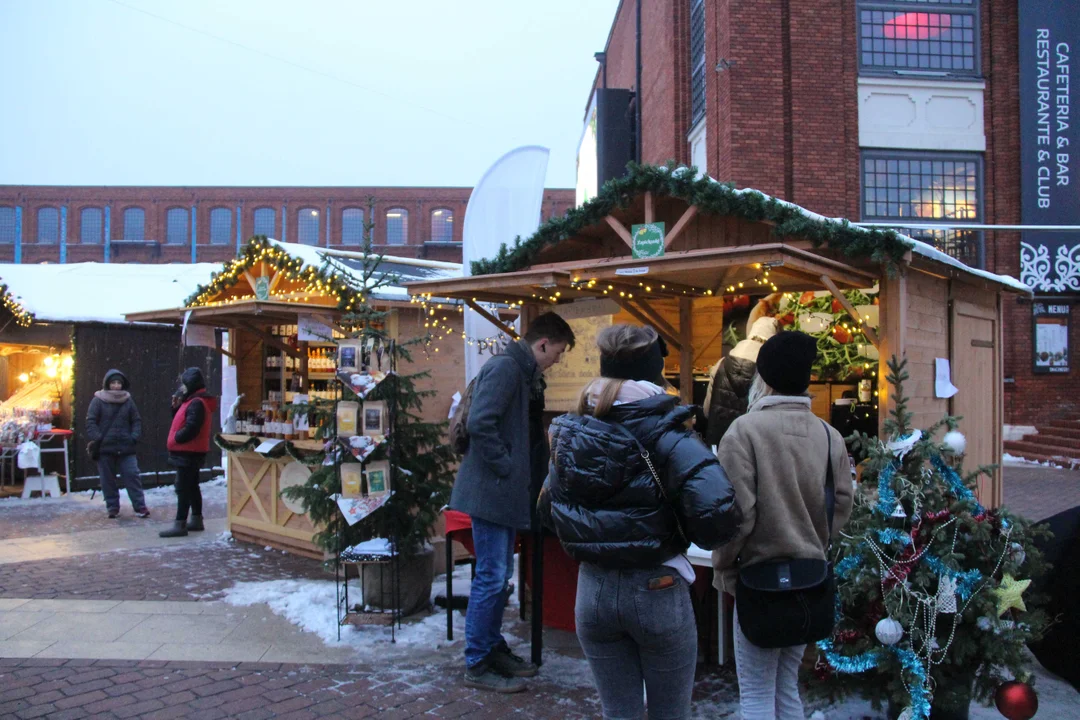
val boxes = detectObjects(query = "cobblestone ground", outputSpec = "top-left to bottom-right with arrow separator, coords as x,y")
0,541 -> 326,601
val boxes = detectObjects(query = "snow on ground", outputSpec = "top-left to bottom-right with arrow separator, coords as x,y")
0,475 -> 227,510
1003,452 -> 1073,469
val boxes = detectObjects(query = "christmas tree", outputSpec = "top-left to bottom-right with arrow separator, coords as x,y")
808,358 -> 1050,720
280,212 -> 456,560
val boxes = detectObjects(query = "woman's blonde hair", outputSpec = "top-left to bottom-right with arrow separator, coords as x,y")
575,324 -> 660,418
747,372 -> 776,409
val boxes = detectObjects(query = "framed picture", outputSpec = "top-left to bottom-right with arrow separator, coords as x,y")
340,463 -> 363,499
336,401 -> 359,438
337,339 -> 362,374
363,400 -> 386,437
364,460 -> 390,497
1033,301 -> 1071,374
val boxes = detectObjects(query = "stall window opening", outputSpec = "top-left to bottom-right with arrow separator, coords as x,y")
0,207 -> 16,244
210,207 -> 232,245
861,150 -> 984,268
253,207 -> 276,238
857,1 -> 979,76
430,208 -> 453,243
298,207 -> 320,245
123,208 -> 145,241
80,207 -> 103,244
689,0 -> 706,127
166,208 -> 189,245
37,207 -> 59,244
385,208 -> 408,245
341,207 -> 365,245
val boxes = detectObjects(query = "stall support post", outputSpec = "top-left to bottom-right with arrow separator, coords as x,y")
678,298 -> 694,403
877,273 -> 907,437
299,341 -> 309,392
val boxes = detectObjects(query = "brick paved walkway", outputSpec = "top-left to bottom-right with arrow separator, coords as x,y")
1002,462 -> 1080,521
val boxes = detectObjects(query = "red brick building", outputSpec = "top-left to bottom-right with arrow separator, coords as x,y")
583,0 -> 1068,437
0,186 -> 575,266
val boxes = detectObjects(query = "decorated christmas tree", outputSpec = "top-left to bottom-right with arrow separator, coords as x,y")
278,220 -> 456,561
808,358 -> 1050,720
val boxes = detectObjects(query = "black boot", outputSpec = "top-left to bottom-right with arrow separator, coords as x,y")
159,521 -> 188,538
187,515 -> 205,531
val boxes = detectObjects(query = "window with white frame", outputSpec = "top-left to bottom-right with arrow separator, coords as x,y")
37,207 -> 59,244
385,208 -> 408,245
166,208 -> 189,245
210,208 -> 232,245
80,208 -> 103,244
430,208 -> 453,243
861,151 -> 983,267
298,207 -> 320,245
689,0 -> 706,127
253,207 -> 276,237
857,1 -> 979,76
341,208 -> 364,245
123,208 -> 145,241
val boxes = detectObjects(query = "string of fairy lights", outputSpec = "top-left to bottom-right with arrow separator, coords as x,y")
0,285 -> 34,328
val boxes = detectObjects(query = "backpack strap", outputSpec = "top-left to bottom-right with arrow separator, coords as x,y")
820,419 -> 836,541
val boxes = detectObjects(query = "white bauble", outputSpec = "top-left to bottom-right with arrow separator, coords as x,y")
943,430 -> 967,455
875,617 -> 904,645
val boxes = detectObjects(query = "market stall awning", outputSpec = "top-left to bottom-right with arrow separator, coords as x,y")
406,243 -> 879,305
124,300 -> 336,327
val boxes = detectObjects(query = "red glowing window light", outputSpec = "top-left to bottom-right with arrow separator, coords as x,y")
883,12 -> 952,40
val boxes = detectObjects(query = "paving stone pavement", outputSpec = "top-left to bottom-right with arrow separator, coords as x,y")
1001,461 -> 1080,522
0,657 -> 618,720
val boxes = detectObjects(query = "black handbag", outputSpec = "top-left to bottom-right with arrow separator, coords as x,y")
735,419 -> 837,648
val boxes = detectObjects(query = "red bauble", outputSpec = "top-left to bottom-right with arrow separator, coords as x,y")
994,681 -> 1038,720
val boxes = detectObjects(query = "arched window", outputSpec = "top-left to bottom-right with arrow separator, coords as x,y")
166,208 -> 189,245
341,207 -> 365,245
37,207 -> 59,244
430,208 -> 454,243
385,208 -> 408,245
0,207 -> 16,244
298,207 -> 320,245
80,208 -> 103,244
123,208 -> 145,241
209,207 -> 232,245
253,207 -> 275,237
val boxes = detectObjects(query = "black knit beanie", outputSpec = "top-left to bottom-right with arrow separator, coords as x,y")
755,331 -> 817,395
600,335 -> 668,384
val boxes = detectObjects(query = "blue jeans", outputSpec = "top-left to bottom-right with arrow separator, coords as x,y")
575,563 -> 698,720
464,516 -> 516,669
97,454 -> 146,512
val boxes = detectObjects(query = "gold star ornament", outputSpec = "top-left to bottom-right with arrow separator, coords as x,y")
993,574 -> 1031,617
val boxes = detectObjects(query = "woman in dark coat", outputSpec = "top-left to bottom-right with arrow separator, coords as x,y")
159,367 -> 218,538
539,324 -> 742,720
86,369 -> 148,518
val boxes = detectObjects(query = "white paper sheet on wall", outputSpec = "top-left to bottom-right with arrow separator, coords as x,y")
935,358 -> 959,399
221,365 -> 238,425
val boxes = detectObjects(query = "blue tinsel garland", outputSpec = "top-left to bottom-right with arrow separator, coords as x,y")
874,462 -> 899,516
835,555 -> 860,579
892,647 -> 932,720
816,638 -> 932,720
931,455 -> 984,514
876,528 -> 912,546
922,554 -> 982,600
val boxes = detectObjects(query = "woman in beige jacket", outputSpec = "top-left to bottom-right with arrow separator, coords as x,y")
712,331 -> 854,720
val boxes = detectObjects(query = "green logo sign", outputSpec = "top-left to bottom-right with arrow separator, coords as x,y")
631,222 -> 665,259
254,276 -> 270,301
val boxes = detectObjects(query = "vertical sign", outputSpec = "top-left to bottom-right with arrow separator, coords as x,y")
1033,302 -> 1070,374
1018,5 -> 1079,292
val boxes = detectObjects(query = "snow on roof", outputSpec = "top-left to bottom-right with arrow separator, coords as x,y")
0,262 -> 224,324
265,240 -> 462,302
724,176 -> 1031,293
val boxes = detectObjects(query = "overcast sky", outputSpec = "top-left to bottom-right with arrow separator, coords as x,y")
0,0 -> 618,189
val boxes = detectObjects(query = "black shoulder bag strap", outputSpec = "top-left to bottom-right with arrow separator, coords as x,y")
821,419 -> 836,545
609,422 -> 689,545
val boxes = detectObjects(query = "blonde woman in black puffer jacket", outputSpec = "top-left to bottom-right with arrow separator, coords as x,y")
538,324 -> 742,720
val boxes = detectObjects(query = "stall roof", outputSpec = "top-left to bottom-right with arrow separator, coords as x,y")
123,240 -> 463,325
0,262 -> 223,325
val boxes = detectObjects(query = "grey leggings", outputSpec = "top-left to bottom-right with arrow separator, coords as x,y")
575,563 -> 697,720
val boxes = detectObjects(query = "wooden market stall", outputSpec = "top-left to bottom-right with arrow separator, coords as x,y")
406,167 -> 1028,511
126,239 -> 467,559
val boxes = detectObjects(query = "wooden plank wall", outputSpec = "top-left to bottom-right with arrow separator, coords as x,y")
612,296 -> 727,374
900,272 -> 950,432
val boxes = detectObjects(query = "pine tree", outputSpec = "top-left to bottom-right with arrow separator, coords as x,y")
807,357 -> 1050,719
281,210 -> 455,560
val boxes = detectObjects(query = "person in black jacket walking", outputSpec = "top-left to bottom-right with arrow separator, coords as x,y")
539,324 -> 742,720
86,369 -> 149,519
160,367 -> 218,538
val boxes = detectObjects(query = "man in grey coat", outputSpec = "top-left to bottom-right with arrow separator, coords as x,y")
451,312 -> 575,693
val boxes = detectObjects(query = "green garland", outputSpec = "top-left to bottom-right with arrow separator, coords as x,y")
213,433 -> 327,466
471,162 -> 913,277
0,283 -> 34,327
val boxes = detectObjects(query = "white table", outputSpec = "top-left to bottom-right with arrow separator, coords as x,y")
687,543 -> 734,665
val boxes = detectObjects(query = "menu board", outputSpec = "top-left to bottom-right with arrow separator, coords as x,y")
1033,302 -> 1070,374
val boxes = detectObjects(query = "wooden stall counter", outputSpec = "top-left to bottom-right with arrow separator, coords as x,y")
222,434 -> 326,560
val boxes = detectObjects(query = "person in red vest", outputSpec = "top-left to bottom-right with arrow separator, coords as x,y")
160,367 -> 218,538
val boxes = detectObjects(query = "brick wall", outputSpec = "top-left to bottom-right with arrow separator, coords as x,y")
0,186 -> 576,266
